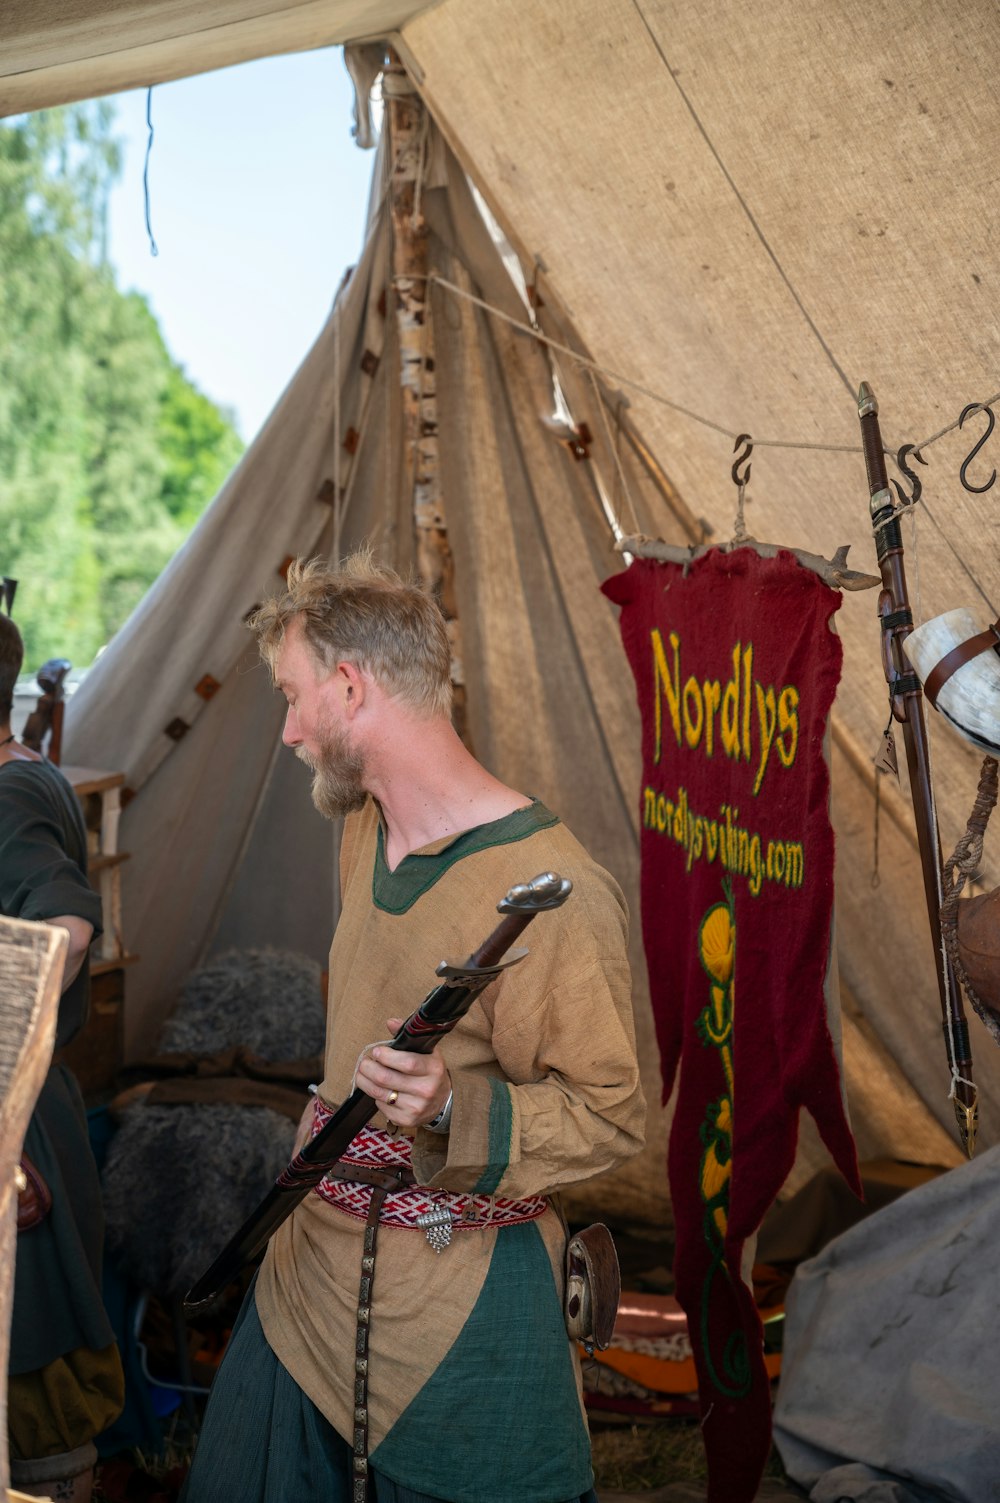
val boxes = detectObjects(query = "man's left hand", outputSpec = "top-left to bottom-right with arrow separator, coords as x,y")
355,1017 -> 452,1128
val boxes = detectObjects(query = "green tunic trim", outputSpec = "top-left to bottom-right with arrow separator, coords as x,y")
471,1077 -> 514,1195
371,801 -> 560,915
370,1221 -> 592,1502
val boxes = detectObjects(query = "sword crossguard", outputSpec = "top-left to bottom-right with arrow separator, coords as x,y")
434,949 -> 528,984
497,872 -> 573,914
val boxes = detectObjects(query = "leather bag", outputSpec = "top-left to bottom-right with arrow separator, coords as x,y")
564,1222 -> 621,1353
16,1154 -> 52,1232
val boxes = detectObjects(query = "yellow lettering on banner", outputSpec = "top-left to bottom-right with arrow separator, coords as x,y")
648,629 -> 802,792
721,644 -> 741,760
753,683 -> 777,796
785,842 -> 804,887
683,675 -> 704,749
704,820 -> 719,862
641,783 -> 806,896
651,629 -> 681,762
776,686 -> 800,767
742,642 -> 753,763
702,678 -> 721,757
749,833 -> 763,896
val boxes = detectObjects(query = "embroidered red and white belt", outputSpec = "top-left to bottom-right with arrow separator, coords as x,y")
309,1102 -> 547,1232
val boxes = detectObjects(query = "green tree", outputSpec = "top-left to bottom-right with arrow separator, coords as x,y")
0,103 -> 244,673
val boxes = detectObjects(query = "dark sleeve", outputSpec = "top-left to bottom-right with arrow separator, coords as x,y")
0,768 -> 103,934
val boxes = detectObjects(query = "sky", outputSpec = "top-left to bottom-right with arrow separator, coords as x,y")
103,49 -> 378,441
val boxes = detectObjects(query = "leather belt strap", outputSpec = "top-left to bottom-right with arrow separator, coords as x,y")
925,621 -> 1000,707
327,1161 -> 417,1192
352,1185 -> 384,1503
342,1159 -> 415,1503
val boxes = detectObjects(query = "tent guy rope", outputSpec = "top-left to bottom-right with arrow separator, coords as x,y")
413,274 -> 1000,476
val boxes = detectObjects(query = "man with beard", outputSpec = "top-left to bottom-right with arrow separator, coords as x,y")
182,552 -> 644,1503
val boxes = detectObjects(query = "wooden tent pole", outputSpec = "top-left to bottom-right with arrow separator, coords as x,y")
384,52 -> 469,741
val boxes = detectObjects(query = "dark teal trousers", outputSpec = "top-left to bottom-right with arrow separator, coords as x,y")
181,1286 -> 599,1503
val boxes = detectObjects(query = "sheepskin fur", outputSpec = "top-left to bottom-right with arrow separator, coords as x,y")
102,1102 -> 295,1297
102,948 -> 326,1296
159,947 -> 326,1060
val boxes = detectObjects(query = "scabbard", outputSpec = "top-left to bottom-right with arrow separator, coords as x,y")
858,383 -> 977,1154
184,870 -> 572,1314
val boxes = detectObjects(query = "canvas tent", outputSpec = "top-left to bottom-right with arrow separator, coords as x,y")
6,1 -> 1000,1223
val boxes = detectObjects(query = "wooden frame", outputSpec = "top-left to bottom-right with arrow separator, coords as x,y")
0,916 -> 67,1498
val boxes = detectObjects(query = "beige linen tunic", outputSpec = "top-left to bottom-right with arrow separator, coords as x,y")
256,799 -> 644,1501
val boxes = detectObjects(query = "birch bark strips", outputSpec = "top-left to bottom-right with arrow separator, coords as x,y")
385,58 -> 468,738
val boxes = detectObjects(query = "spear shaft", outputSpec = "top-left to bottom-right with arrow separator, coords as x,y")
858,381 -> 977,1155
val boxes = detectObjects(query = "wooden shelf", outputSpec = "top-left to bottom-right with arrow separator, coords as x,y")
62,766 -> 125,797
60,764 -> 132,1093
90,952 -> 139,978
89,850 -> 130,875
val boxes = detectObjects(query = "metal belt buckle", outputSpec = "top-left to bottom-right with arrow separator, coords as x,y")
416,1203 -> 455,1252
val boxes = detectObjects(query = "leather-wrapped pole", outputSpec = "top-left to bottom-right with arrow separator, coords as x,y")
858,381 -> 978,1155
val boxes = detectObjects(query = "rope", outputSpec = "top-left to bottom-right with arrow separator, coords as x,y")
871,761 -> 882,890
732,482 -> 749,545
396,256 -> 1000,482
630,0 -> 855,403
941,756 -> 1000,1043
418,273 -> 1000,478
333,295 -> 342,567
922,706 -> 977,1098
914,392 -> 1000,460
588,370 -> 642,539
418,274 -> 863,453
143,88 -> 159,258
412,109 -> 429,230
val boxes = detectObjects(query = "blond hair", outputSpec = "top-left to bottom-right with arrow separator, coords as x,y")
248,551 -> 452,717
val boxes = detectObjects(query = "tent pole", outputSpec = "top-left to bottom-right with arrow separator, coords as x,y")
385,51 -> 469,744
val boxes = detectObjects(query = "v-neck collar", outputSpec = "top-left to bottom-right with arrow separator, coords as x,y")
371,800 -> 559,914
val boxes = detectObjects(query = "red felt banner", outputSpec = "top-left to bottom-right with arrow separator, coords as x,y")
603,548 -> 860,1503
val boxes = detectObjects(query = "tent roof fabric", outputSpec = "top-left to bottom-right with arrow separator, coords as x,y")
0,0 -> 430,115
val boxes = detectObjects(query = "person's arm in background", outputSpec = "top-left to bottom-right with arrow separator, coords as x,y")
45,914 -> 95,991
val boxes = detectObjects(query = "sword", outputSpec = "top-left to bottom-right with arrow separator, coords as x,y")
184,870 -> 573,1313
858,381 -> 978,1155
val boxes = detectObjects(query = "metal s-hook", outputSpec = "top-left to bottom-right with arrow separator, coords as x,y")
890,444 -> 928,508
958,403 -> 997,494
731,433 -> 753,489
731,434 -> 753,544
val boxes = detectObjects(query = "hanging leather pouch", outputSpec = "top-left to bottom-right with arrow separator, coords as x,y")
17,1154 -> 52,1232
564,1222 -> 621,1353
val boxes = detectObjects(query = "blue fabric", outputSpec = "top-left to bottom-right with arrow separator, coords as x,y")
471,1077 -> 513,1195
181,1286 -> 598,1503
372,1222 -> 593,1501
88,1106 -> 167,1458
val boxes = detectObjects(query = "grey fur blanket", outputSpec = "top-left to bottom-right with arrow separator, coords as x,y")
102,948 -> 325,1297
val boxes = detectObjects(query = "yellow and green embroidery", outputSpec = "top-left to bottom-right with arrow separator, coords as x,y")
695,878 -> 750,1398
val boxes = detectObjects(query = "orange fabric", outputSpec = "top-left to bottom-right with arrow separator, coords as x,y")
588,1345 -> 780,1395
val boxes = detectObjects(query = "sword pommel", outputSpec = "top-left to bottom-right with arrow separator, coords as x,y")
497,871 -> 573,914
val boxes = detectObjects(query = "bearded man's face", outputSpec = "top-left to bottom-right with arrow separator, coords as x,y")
296,720 -> 367,821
